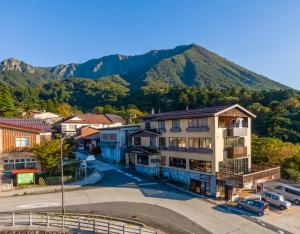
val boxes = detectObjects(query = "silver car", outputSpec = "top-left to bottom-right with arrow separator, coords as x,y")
270,184 -> 300,205
261,191 -> 291,210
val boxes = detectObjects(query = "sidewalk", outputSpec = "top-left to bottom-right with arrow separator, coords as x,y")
0,172 -> 102,197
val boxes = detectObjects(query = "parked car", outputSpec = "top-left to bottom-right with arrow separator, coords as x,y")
261,191 -> 291,210
238,199 -> 269,216
269,184 -> 300,205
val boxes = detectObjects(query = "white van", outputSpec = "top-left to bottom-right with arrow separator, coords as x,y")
270,184 -> 300,205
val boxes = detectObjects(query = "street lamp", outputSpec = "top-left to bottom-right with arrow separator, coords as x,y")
60,137 -> 65,216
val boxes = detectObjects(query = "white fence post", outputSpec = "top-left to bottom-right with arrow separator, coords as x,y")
29,212 -> 32,226
47,213 -> 50,227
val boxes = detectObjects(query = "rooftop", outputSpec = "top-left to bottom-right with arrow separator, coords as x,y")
141,104 -> 255,121
60,113 -> 124,124
0,118 -> 51,132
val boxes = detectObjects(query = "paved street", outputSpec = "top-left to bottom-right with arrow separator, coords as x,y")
0,159 -> 296,234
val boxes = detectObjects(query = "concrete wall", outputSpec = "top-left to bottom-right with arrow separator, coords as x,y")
135,164 -> 159,177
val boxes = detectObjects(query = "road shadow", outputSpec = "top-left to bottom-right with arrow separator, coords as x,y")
89,168 -> 194,201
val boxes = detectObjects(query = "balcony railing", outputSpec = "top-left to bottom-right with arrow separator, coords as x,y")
160,146 -> 213,154
169,127 -> 181,132
226,128 -> 248,137
186,126 -> 209,132
227,146 -> 247,158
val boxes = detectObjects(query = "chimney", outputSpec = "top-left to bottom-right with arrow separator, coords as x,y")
151,108 -> 155,114
186,105 -> 189,110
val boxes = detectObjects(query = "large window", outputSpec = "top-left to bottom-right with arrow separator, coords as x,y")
219,158 -> 249,174
69,124 -> 76,131
137,154 -> 149,165
158,121 -> 165,129
16,137 -> 29,147
189,160 -> 212,173
172,119 -> 180,128
188,118 -> 208,128
189,138 -> 212,149
169,137 -> 186,148
169,157 -> 186,169
224,137 -> 245,148
134,137 -> 141,146
159,137 -> 166,147
102,133 -> 117,142
145,122 -> 151,129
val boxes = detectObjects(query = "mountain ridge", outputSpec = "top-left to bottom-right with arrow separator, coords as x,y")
0,44 -> 289,90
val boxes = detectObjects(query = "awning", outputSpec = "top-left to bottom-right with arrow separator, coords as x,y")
11,169 -> 39,174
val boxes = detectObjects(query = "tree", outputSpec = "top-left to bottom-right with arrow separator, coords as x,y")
33,138 -> 76,173
0,83 -> 15,116
281,154 -> 300,183
252,137 -> 300,165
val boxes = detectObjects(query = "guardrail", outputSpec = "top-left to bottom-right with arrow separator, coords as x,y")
0,212 -> 157,234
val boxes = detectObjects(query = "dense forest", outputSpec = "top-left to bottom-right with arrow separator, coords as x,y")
0,78 -> 300,183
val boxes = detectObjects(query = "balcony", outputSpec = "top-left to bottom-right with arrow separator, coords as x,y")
169,127 -> 181,132
226,128 -> 248,137
217,165 -> 281,188
227,146 -> 247,158
186,126 -> 209,132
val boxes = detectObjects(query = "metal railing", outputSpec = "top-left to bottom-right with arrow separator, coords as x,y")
0,212 -> 157,234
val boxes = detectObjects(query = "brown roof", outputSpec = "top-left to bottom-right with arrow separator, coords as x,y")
105,114 -> 124,123
63,114 -> 112,124
0,118 -> 51,132
141,104 -> 255,121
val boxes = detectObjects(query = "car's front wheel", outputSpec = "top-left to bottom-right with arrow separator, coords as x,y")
258,212 -> 263,217
294,199 -> 300,205
279,205 -> 286,211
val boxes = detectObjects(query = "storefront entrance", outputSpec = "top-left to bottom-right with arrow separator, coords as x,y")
190,179 -> 211,196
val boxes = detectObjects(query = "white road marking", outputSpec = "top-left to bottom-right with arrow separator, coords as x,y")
138,183 -> 158,186
17,203 -> 60,209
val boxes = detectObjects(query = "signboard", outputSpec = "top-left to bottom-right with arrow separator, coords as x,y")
17,173 -> 34,185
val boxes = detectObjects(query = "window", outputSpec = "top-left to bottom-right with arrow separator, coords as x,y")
109,134 -> 117,142
169,138 -> 186,148
62,125 -> 67,131
219,158 -> 249,175
137,154 -> 149,165
285,187 -> 300,196
188,118 -> 208,128
158,121 -> 165,129
172,119 -> 180,128
169,157 -> 186,169
224,137 -> 245,148
159,137 -> 166,147
16,137 -> 29,147
69,124 -> 76,131
134,137 -> 141,146
189,138 -> 212,149
161,156 -> 166,166
145,122 -> 151,129
189,160 -> 212,173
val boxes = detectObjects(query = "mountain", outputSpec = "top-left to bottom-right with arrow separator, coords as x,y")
0,44 -> 289,90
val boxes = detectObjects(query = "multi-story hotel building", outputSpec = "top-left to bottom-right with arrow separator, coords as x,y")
127,104 -> 280,199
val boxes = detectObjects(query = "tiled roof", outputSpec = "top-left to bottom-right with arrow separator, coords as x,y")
105,114 -> 124,123
141,104 -> 255,121
0,117 -> 51,132
63,114 -> 112,124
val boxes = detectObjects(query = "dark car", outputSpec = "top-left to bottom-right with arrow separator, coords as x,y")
238,199 -> 269,216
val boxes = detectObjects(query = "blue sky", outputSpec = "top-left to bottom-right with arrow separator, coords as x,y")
0,0 -> 299,89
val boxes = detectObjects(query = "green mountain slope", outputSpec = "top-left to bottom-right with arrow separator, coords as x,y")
0,44 -> 289,91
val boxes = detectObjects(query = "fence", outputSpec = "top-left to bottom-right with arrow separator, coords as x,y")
0,212 -> 157,234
